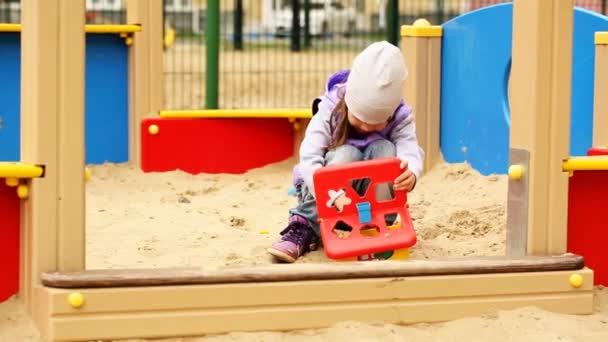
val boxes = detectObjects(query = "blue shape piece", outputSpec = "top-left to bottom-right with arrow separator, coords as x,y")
287,186 -> 296,196
356,202 -> 371,224
440,4 -> 608,175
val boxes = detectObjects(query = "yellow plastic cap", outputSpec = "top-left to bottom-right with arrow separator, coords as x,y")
413,18 -> 431,27
508,165 -> 524,180
5,177 -> 19,187
68,292 -> 85,308
148,124 -> 160,135
569,273 -> 584,288
16,184 -> 29,199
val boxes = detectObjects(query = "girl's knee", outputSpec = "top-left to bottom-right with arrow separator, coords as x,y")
326,144 -> 363,165
367,139 -> 396,158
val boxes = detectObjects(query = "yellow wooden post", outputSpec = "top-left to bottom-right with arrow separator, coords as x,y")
507,0 -> 573,255
401,19 -> 442,174
127,0 -> 164,165
20,0 -> 86,313
594,32 -> 608,147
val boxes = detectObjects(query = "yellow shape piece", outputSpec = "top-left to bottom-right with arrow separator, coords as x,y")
85,168 -> 92,182
508,164 -> 524,180
260,229 -> 269,235
68,292 -> 85,308
5,177 -> 19,187
390,248 -> 410,260
16,185 -> 29,199
569,273 -> 584,288
148,124 -> 160,135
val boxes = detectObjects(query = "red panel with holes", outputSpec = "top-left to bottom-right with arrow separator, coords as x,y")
312,157 -> 417,259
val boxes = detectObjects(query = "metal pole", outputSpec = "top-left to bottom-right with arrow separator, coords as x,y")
291,0 -> 301,52
206,0 -> 220,109
435,0 -> 444,24
304,0 -> 311,48
386,0 -> 398,46
234,0 -> 243,50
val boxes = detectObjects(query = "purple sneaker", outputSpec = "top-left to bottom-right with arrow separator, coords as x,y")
267,219 -> 317,263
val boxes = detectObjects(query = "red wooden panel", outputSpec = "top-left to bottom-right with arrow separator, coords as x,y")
141,118 -> 295,174
0,182 -> 20,302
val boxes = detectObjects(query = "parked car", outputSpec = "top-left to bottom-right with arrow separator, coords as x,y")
271,0 -> 357,37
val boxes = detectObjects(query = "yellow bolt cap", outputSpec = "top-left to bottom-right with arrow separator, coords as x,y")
5,177 -> 19,187
16,184 -> 29,199
569,273 -> 584,288
148,124 -> 160,135
508,165 -> 524,180
413,18 -> 431,27
68,292 -> 85,308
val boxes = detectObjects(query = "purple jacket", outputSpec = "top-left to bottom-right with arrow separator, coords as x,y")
294,69 -> 425,196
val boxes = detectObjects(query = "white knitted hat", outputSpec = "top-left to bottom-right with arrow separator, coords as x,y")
344,41 -> 408,124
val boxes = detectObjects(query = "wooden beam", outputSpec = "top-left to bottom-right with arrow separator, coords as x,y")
41,255 -> 584,288
402,20 -> 442,174
19,0 -> 86,313
36,268 -> 593,341
127,0 -> 164,165
509,0 -> 573,255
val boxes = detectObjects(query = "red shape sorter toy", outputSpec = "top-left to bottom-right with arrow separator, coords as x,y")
312,157 -> 417,259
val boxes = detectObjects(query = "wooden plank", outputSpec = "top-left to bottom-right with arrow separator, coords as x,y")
41,254 -> 584,288
43,268 -> 593,315
509,0 -> 573,254
37,269 -> 594,341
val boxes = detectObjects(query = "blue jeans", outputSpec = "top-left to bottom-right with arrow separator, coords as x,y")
290,139 -> 396,237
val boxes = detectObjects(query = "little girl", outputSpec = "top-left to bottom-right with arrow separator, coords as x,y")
267,41 -> 425,263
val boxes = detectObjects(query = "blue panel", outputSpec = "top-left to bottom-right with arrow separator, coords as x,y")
571,8 -> 608,156
85,34 -> 129,164
440,4 -> 608,175
0,33 -> 21,161
0,33 -> 129,164
440,4 -> 513,175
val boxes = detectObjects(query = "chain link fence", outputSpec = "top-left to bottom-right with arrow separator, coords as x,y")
2,0 -> 607,110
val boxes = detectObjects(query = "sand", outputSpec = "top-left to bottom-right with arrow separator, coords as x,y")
1,158 -> 607,341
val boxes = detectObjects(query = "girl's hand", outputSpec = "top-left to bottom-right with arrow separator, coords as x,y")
394,160 -> 416,192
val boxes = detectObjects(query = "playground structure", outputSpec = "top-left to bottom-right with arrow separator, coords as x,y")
1,0 -> 608,341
